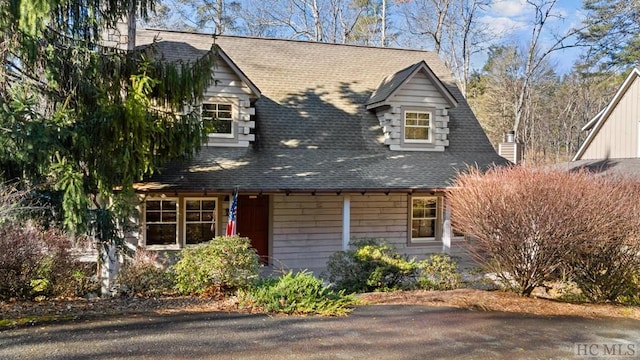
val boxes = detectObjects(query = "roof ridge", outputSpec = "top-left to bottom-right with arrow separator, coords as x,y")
139,27 -> 438,55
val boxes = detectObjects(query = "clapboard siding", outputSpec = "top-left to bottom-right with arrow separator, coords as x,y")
204,59 -> 254,97
269,193 -> 455,273
581,75 -> 640,159
271,194 -> 343,272
350,194 -> 443,258
390,71 -> 450,108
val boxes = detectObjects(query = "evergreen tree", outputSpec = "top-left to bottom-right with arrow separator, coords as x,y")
0,1 -> 216,246
581,0 -> 640,70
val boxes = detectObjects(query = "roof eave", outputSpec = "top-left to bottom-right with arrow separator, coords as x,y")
573,68 -> 640,161
383,61 -> 458,108
215,44 -> 262,98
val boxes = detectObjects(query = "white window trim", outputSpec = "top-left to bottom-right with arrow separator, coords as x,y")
143,197 -> 180,250
403,110 -> 433,144
409,195 -> 441,244
202,102 -> 235,139
183,197 -> 218,246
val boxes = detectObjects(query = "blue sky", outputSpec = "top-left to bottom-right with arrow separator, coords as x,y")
479,0 -> 586,73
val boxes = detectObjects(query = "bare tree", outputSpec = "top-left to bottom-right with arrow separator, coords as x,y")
396,0 -> 490,97
511,0 -> 586,141
237,0 -> 386,45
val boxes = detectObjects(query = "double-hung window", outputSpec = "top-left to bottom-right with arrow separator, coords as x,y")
410,196 -> 440,243
202,102 -> 233,137
404,110 -> 432,143
144,199 -> 178,246
184,198 -> 217,245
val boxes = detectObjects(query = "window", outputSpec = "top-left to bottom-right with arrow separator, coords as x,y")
202,103 -> 233,137
184,198 -> 217,245
404,111 -> 432,143
410,196 -> 440,243
145,199 -> 178,246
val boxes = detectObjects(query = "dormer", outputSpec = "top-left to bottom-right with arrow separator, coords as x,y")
366,61 -> 457,151
202,47 -> 261,147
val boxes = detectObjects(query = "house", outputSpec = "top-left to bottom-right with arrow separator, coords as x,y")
564,68 -> 640,177
131,28 -> 508,273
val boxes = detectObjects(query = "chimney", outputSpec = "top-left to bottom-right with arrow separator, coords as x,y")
100,5 -> 136,50
498,131 -> 524,164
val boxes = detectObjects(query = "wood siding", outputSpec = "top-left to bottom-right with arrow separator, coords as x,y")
581,76 -> 640,159
271,194 -> 343,272
391,71 -> 451,108
203,57 -> 257,147
376,70 -> 451,151
270,193 -> 456,273
350,194 -> 443,256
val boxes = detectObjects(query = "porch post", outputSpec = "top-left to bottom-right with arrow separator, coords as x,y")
342,195 -> 350,251
442,201 -> 452,254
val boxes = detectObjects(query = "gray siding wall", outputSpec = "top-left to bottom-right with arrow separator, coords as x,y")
376,70 -> 451,151
391,72 -> 451,108
350,194 -> 442,257
271,194 -> 343,273
203,57 -> 257,147
582,77 -> 640,159
271,193 -> 457,274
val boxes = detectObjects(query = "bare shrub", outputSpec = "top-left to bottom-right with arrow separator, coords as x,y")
117,249 -> 173,297
449,166 -> 640,297
565,178 -> 640,303
0,222 -> 45,299
39,229 -> 92,298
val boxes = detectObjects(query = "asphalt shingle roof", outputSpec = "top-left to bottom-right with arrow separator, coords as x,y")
558,158 -> 640,178
135,29 -> 508,193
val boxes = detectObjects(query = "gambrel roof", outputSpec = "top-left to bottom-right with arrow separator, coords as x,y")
135,29 -> 507,193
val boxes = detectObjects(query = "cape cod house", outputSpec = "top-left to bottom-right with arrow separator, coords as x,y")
129,28 -> 508,273
564,68 -> 640,177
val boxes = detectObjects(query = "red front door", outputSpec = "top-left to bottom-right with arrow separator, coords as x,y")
236,195 -> 269,263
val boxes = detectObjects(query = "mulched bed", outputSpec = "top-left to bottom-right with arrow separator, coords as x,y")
3,289 -> 640,329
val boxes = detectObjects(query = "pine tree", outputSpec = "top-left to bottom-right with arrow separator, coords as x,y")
0,1 -> 216,248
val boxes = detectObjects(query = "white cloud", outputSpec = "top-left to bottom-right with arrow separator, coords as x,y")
490,0 -> 528,17
479,15 -> 528,38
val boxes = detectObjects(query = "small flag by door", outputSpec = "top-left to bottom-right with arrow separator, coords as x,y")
226,188 -> 238,236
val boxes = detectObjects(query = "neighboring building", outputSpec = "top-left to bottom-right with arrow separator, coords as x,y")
131,28 -> 508,273
565,68 -> 640,177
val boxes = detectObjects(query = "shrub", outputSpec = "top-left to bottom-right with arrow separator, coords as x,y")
416,254 -> 461,290
0,222 -> 46,300
37,228 -> 94,298
118,250 -> 173,297
567,232 -> 640,303
172,236 -> 260,295
450,166 -> 640,298
325,238 -> 418,293
241,270 -> 356,316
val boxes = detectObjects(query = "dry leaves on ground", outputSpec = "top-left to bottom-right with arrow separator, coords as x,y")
359,289 -> 640,320
1,289 -> 639,329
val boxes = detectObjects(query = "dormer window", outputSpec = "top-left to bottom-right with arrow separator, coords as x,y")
404,110 -> 432,143
203,102 -> 233,138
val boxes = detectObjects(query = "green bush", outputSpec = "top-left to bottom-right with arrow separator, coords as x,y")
241,270 -> 356,316
172,236 -> 260,295
118,250 -> 173,297
325,238 -> 418,293
416,254 -> 461,290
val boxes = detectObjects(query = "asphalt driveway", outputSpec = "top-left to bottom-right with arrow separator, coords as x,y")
2,305 -> 640,359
